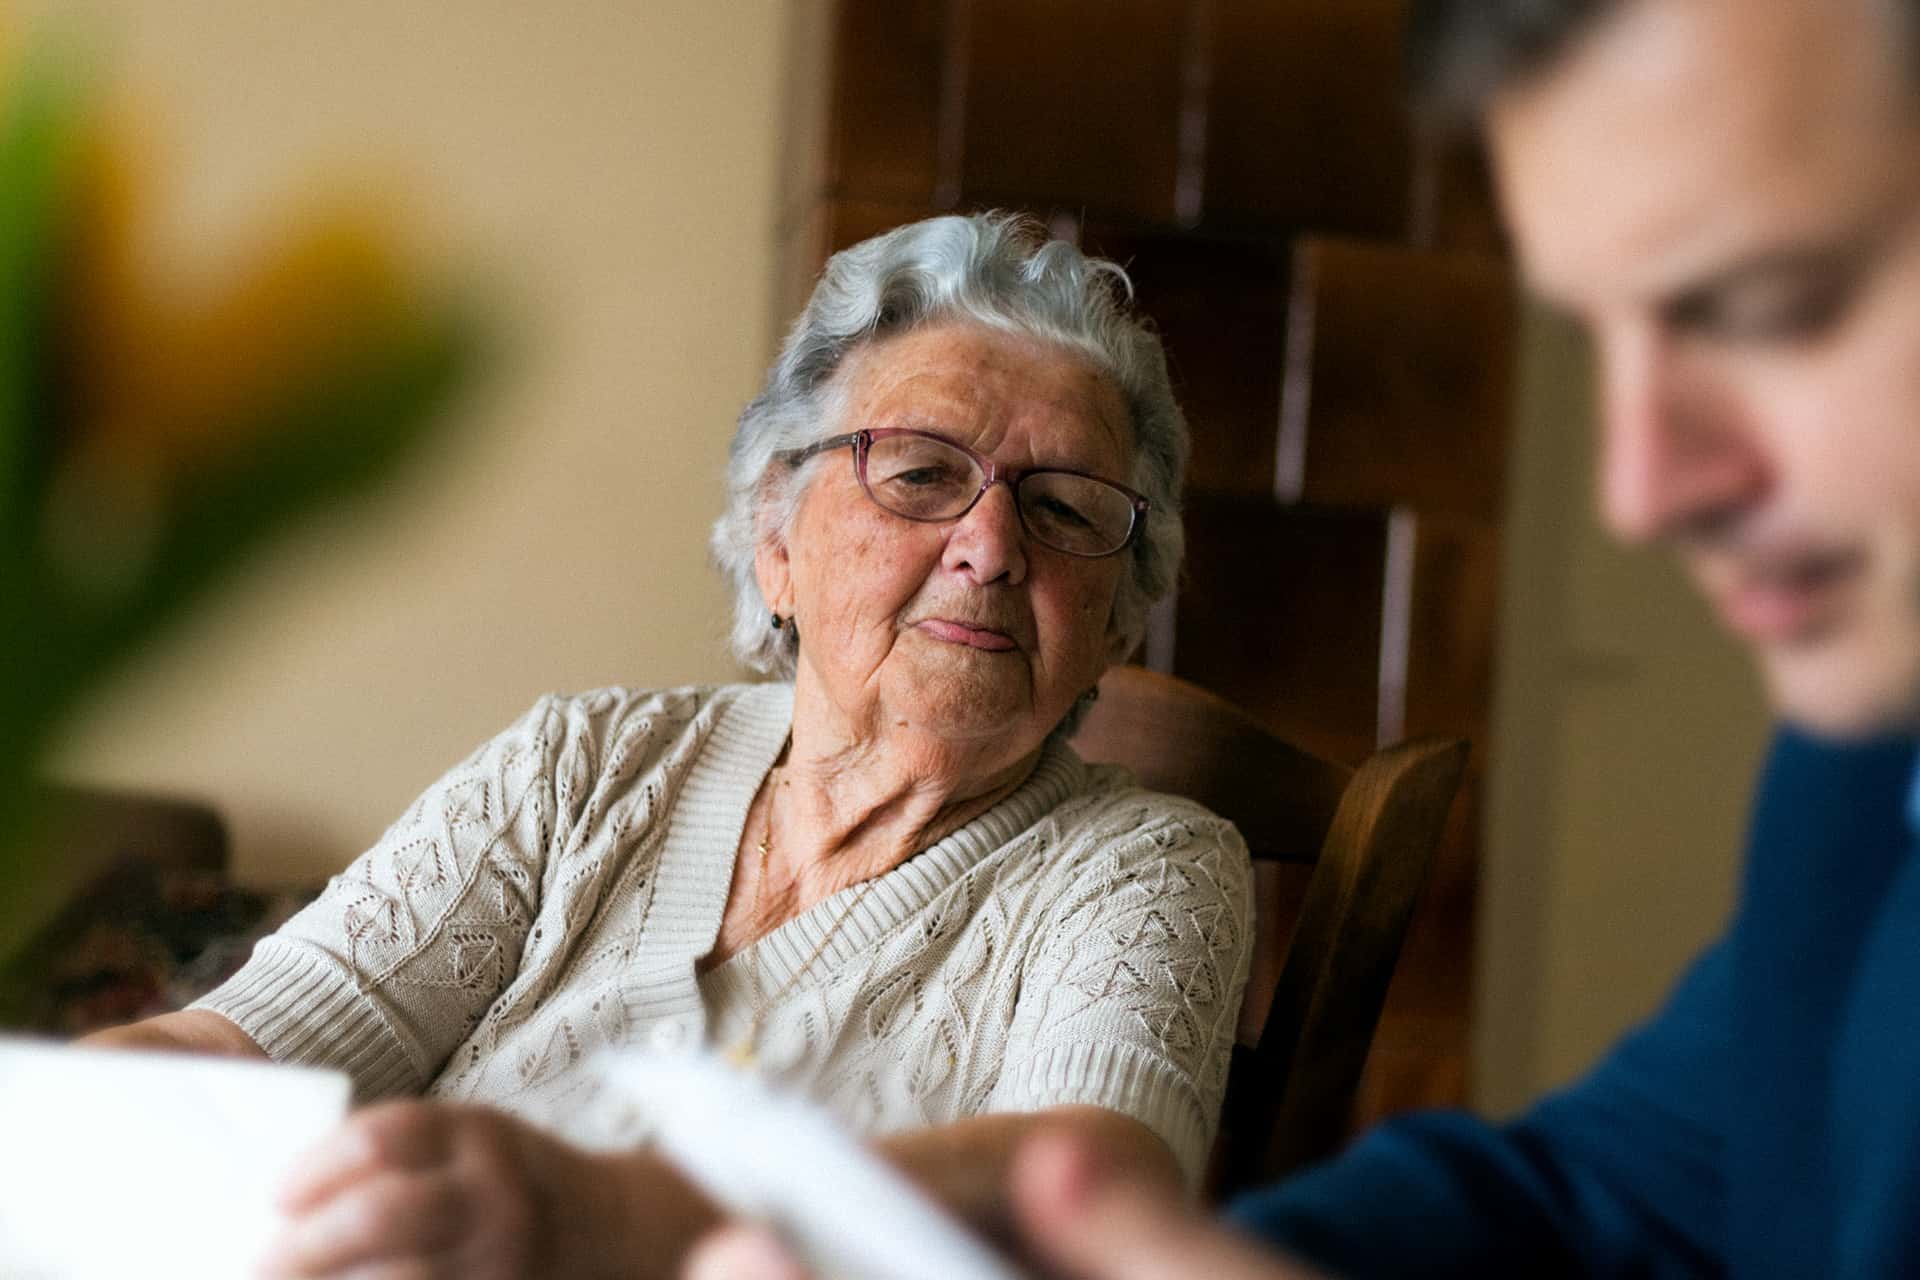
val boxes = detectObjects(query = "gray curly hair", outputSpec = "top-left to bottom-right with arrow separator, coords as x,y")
710,212 -> 1190,679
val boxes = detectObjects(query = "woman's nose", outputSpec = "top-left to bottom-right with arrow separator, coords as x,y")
942,480 -> 1029,585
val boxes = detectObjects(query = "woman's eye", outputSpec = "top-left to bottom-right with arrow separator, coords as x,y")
1033,495 -> 1093,527
894,465 -> 957,487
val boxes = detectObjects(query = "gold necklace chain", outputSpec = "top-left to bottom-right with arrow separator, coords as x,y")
725,800 -> 881,1071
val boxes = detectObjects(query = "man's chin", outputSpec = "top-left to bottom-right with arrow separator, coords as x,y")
1760,643 -> 1920,741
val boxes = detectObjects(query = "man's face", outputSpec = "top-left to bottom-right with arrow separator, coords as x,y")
1490,0 -> 1920,736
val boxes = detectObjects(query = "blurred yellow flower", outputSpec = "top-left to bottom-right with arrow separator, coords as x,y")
59,127 -> 424,473
0,15 -> 487,948
40,114 -> 443,596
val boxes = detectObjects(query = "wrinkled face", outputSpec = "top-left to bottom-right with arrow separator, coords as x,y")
1490,0 -> 1920,737
757,323 -> 1134,760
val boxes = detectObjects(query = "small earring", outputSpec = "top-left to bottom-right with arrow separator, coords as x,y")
769,611 -> 785,631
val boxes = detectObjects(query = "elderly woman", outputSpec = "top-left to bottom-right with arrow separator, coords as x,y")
86,213 -> 1254,1277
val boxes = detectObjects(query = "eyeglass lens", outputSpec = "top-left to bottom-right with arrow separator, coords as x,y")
861,432 -> 1136,557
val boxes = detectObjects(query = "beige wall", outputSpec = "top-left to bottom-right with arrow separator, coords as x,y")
37,1 -> 788,885
22,1 -> 1764,1107
1475,310 -> 1771,1114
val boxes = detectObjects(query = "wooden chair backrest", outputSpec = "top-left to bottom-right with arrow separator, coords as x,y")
1070,665 -> 1468,1194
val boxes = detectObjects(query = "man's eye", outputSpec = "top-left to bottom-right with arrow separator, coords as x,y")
1684,277 -> 1854,342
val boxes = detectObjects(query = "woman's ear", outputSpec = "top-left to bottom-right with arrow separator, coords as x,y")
754,534 -> 795,624
1103,597 -> 1138,666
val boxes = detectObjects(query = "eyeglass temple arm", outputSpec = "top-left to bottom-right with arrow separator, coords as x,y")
779,432 -> 862,466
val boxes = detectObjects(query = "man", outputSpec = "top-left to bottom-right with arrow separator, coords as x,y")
1006,0 -> 1920,1275
691,0 -> 1920,1274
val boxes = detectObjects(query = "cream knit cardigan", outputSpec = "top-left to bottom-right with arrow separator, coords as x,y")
195,683 -> 1254,1183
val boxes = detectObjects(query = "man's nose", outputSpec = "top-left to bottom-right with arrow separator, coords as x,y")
1594,329 -> 1770,544
942,480 -> 1029,585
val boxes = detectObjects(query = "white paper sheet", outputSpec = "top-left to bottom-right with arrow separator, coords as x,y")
600,1051 -> 1020,1280
0,1037 -> 350,1279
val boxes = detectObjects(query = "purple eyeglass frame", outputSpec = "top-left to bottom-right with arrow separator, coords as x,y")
780,427 -> 1151,558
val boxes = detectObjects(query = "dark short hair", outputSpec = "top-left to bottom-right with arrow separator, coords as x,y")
1409,0 -> 1917,123
1407,0 -> 1609,121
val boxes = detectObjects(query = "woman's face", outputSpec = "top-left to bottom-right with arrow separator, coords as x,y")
759,323 -> 1135,768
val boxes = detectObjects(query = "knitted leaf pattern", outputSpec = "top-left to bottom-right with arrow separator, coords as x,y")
194,684 -> 1254,1184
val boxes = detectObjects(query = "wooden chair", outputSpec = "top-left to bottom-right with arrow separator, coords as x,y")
1070,665 -> 1468,1197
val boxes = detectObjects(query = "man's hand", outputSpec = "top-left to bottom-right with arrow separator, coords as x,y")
1010,1132 -> 1328,1280
682,1224 -> 813,1280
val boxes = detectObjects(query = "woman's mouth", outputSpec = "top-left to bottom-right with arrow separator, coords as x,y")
917,618 -> 1018,651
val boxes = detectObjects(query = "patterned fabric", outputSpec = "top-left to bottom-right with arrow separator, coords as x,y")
193,683 -> 1254,1183
0,861 -> 311,1036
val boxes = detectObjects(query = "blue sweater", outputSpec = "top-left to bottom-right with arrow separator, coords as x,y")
1231,728 -> 1920,1277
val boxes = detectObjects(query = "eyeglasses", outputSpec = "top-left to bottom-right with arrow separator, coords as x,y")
781,428 -> 1150,559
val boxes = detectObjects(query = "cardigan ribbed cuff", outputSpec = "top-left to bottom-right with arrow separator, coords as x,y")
995,1040 -> 1212,1189
190,937 -> 422,1101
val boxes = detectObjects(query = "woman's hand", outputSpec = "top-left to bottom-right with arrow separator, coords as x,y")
874,1105 -> 1181,1249
686,1125 -> 1332,1280
77,1008 -> 267,1058
1009,1131 -> 1330,1280
258,1100 -> 718,1279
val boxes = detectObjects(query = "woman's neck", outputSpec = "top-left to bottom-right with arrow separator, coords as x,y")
766,684 -> 1044,902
